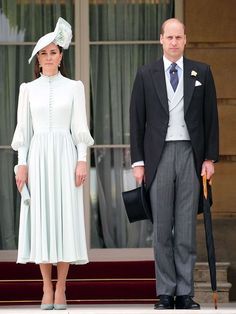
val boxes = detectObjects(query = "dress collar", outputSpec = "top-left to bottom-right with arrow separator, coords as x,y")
40,71 -> 62,81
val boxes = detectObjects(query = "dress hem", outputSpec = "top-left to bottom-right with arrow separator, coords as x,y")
16,258 -> 89,265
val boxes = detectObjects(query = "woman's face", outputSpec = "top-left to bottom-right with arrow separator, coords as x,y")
37,43 -> 62,75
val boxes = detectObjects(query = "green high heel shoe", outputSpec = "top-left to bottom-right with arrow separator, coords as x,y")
54,303 -> 67,310
40,303 -> 54,310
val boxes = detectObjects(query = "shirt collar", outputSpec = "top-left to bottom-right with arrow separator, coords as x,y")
163,55 -> 184,72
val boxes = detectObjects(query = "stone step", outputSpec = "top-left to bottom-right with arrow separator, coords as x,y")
195,282 -> 232,303
194,262 -> 230,282
194,262 -> 231,303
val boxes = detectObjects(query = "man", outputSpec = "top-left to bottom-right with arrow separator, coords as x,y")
130,18 -> 219,310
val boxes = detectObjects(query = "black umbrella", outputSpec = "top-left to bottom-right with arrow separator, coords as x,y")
202,175 -> 218,309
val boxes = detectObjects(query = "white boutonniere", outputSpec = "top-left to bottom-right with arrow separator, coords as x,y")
191,70 -> 197,77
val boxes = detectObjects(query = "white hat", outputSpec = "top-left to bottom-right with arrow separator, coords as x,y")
28,17 -> 72,64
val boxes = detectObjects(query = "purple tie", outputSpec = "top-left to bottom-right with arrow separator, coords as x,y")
169,63 -> 179,92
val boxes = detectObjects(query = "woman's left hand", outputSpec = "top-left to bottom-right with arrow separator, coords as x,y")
75,161 -> 87,187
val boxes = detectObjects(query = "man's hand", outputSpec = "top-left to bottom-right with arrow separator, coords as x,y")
15,165 -> 28,192
75,161 -> 87,187
132,166 -> 145,184
201,160 -> 214,180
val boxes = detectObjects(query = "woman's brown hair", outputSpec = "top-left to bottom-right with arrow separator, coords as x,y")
34,45 -> 67,79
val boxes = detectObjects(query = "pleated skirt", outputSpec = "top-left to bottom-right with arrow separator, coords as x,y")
17,129 -> 88,265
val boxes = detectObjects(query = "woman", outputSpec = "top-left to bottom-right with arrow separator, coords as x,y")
11,18 -> 94,310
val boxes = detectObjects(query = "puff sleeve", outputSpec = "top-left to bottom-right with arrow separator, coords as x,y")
71,81 -> 94,161
11,83 -> 33,165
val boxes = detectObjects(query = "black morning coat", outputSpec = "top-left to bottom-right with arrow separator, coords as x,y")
130,57 -> 219,213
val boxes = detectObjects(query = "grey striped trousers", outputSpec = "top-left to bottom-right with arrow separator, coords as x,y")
150,141 -> 200,296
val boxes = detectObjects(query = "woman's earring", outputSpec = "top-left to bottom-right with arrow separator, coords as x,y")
58,63 -> 61,68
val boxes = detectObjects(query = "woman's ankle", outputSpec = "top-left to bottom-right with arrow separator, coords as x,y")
55,282 -> 66,292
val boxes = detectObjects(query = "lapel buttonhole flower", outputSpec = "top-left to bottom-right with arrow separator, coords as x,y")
191,70 -> 197,77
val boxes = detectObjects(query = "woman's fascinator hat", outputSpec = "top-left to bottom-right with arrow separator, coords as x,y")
28,17 -> 72,64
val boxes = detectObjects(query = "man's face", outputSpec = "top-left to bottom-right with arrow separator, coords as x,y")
160,20 -> 186,62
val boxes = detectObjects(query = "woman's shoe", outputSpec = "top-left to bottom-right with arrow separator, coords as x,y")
40,303 -> 54,310
54,289 -> 67,310
54,304 -> 67,310
41,288 -> 54,310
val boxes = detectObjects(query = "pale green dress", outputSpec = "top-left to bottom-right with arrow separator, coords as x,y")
11,72 -> 94,264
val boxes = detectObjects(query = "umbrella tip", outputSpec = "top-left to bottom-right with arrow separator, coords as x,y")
213,291 -> 218,309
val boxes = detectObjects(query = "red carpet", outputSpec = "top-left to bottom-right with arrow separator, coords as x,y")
0,261 -> 156,305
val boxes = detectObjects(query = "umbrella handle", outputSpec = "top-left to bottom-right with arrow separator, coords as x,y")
202,175 -> 213,199
202,175 -> 207,199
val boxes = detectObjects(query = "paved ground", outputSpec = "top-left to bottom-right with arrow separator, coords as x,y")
0,304 -> 236,313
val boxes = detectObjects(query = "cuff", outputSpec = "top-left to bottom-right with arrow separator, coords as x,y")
76,143 -> 87,161
131,161 -> 145,168
18,146 -> 28,165
205,159 -> 215,163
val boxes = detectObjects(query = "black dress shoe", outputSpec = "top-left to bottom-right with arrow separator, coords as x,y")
175,295 -> 200,309
154,295 -> 174,310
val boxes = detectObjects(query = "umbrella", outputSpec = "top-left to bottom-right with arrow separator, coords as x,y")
202,175 -> 218,309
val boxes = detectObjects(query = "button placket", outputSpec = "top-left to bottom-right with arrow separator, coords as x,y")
49,78 -> 53,131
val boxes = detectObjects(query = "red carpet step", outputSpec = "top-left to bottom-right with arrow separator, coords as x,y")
0,261 -> 156,305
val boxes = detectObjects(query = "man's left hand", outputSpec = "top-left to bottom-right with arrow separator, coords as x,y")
201,160 -> 215,180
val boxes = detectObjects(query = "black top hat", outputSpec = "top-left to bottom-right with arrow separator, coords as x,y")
122,181 -> 153,223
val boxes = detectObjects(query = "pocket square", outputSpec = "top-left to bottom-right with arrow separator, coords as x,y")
195,80 -> 202,87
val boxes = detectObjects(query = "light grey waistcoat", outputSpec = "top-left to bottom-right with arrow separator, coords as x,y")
165,73 -> 190,141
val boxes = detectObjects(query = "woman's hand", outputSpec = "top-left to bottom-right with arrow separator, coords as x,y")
75,161 -> 87,187
15,165 -> 28,192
